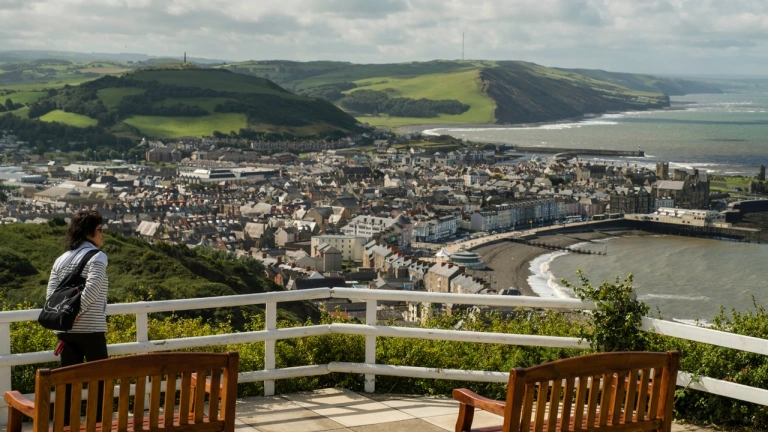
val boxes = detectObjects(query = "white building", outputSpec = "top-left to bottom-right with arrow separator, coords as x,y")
463,171 -> 490,187
340,215 -> 411,242
626,207 -> 729,227
310,235 -> 367,262
177,168 -> 278,184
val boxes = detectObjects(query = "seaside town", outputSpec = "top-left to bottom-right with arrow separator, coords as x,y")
4,126 -> 763,323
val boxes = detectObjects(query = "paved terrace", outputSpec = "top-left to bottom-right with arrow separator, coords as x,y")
230,388 -> 715,432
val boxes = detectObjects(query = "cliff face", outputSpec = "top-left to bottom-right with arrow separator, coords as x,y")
482,63 -> 670,124
559,68 -> 723,96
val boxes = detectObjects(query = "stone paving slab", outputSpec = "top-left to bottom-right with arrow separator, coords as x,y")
234,388 -> 721,432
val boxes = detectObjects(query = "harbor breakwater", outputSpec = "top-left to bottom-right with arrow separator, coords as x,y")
508,146 -> 645,157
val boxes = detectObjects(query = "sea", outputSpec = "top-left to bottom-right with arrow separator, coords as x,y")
424,91 -> 768,321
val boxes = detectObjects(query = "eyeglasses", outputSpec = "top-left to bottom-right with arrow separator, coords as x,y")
95,227 -> 104,233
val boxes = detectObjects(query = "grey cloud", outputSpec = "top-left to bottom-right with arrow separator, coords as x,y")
2,0 -> 768,75
691,39 -> 758,49
307,0 -> 409,18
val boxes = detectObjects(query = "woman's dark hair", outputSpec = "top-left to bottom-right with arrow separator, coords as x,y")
65,210 -> 104,250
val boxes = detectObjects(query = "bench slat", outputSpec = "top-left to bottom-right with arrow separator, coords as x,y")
149,375 -> 162,429
54,384 -> 67,432
117,378 -> 130,432
193,370 -> 207,424
102,379 -> 115,432
86,381 -> 99,432
560,377 -> 575,431
69,382 -> 82,432
636,369 -> 650,421
133,378 -> 146,431
179,372 -> 192,426
622,371 -> 637,425
208,372 -> 221,422
164,374 -> 177,428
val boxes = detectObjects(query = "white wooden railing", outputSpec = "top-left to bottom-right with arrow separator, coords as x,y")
1,288 -> 767,426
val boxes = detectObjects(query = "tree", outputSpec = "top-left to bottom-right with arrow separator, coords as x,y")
5,99 -> 15,111
259,226 -> 276,249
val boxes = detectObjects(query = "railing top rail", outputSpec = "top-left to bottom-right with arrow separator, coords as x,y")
0,288 -> 597,324
329,287 -> 597,309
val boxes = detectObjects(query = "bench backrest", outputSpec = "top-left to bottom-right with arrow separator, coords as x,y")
502,350 -> 679,432
32,352 -> 239,432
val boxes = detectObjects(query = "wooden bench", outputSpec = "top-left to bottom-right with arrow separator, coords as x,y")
453,350 -> 679,432
4,352 -> 239,432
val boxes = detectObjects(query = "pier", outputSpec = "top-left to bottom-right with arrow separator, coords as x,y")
508,237 -> 607,255
508,145 -> 645,157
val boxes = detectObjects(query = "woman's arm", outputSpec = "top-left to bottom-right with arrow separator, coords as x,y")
46,266 -> 61,299
79,253 -> 108,315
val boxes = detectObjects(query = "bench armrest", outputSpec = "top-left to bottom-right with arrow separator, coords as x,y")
452,388 -> 506,417
4,391 -> 35,418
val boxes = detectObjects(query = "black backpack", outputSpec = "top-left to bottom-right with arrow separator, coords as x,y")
38,249 -> 101,331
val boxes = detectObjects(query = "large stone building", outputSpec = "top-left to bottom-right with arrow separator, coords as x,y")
609,187 -> 653,214
654,169 -> 710,210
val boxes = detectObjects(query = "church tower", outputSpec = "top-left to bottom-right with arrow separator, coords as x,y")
656,162 -> 669,180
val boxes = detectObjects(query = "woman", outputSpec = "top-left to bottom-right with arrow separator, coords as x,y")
46,210 -> 109,423
46,210 -> 110,365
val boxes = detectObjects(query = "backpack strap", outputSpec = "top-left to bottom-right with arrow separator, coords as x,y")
74,249 -> 101,277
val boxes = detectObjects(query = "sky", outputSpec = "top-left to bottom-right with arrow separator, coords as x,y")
2,0 -> 768,75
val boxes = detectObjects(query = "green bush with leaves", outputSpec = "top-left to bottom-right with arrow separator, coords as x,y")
563,270 -> 649,352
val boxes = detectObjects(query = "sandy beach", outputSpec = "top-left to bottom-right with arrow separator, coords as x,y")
466,231 -> 642,296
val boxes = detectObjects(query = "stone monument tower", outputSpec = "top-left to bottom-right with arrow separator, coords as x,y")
656,162 -> 669,180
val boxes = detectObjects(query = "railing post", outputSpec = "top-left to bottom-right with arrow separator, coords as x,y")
135,312 -> 150,409
0,323 -> 11,426
136,312 -> 148,343
264,302 -> 276,396
364,299 -> 377,393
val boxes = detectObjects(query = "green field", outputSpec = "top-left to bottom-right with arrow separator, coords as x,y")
9,106 -> 29,118
1,91 -> 47,105
128,69 -> 305,98
0,77 -> 97,92
279,60 -> 495,90
154,97 -> 236,112
97,87 -> 145,107
39,110 -> 98,127
350,69 -> 496,127
123,113 -> 247,138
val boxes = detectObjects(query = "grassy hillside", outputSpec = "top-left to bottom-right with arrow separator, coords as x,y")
352,69 -> 496,126
217,59 -> 723,128
12,68 -> 360,140
124,113 -> 248,138
97,87 -> 145,107
129,69 -> 303,97
0,223 -> 318,325
39,109 -> 98,127
1,90 -> 47,105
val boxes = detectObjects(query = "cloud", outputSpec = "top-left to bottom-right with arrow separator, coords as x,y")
1,0 -> 767,75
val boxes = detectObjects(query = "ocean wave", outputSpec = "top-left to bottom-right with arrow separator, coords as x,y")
527,250 -> 574,298
423,120 -> 619,135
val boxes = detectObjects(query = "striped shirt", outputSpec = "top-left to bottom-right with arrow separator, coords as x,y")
46,242 -> 109,333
